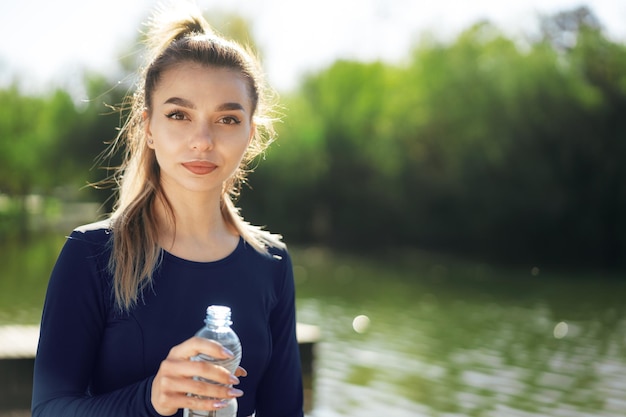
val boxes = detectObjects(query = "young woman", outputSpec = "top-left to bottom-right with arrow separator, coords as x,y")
31,5 -> 303,417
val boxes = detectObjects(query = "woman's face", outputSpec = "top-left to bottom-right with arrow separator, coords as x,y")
146,62 -> 254,198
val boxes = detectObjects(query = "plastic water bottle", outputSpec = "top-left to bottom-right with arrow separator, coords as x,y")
184,305 -> 242,417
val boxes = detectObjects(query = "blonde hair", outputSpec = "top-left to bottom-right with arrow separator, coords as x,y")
106,3 -> 283,311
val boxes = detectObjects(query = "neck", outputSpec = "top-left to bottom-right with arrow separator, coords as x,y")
155,188 -> 239,262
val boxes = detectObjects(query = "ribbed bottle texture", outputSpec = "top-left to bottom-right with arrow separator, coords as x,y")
184,305 -> 242,417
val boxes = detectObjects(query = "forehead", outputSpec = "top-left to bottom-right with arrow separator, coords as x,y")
152,62 -> 252,109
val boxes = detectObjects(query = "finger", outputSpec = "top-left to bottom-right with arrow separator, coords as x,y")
234,366 -> 248,378
151,358 -> 242,415
168,336 -> 234,361
155,385 -> 239,414
154,368 -> 242,402
182,391 -> 242,412
192,360 -> 240,386
163,357 -> 237,386
186,377 -> 244,400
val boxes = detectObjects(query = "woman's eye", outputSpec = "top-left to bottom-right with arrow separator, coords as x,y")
165,111 -> 187,121
220,116 -> 241,125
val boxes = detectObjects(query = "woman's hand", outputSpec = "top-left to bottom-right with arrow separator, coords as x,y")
151,337 -> 245,416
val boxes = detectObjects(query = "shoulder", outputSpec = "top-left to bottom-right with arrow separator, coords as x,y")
69,220 -> 113,245
241,237 -> 291,264
73,219 -> 112,234
50,221 -> 114,292
236,239 -> 293,284
60,220 -> 113,260
267,244 -> 291,265
240,241 -> 294,292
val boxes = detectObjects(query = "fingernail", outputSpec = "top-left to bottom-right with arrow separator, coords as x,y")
228,388 -> 243,397
214,401 -> 228,409
229,375 -> 240,384
222,347 -> 234,357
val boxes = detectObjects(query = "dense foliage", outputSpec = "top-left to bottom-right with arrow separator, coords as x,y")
1,7 -> 625,268
242,9 -> 626,268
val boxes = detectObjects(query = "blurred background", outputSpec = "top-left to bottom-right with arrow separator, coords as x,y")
1,1 -> 626,416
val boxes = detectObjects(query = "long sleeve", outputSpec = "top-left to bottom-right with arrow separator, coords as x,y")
32,225 -> 304,417
254,251 -> 304,417
31,230 -> 160,417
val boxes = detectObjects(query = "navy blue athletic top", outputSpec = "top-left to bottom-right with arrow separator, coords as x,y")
32,221 -> 303,417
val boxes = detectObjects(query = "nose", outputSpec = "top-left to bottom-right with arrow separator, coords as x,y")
190,123 -> 214,151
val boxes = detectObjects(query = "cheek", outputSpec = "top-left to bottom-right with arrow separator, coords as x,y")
151,140 -> 181,170
152,123 -> 185,149
229,136 -> 252,161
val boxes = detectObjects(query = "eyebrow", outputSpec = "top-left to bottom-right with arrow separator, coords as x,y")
216,102 -> 246,112
164,97 -> 195,108
163,97 -> 246,112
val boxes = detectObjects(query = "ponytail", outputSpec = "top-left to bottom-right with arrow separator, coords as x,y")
143,2 -> 213,65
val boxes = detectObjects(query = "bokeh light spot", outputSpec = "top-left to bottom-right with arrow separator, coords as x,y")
352,315 -> 370,334
554,321 -> 568,339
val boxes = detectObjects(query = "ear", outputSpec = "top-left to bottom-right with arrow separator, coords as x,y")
143,110 -> 154,148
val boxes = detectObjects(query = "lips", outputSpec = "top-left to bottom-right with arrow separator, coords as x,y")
182,161 -> 217,175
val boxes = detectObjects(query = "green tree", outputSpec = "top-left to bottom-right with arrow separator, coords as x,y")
242,8 -> 626,268
242,60 -> 408,245
0,84 -> 82,233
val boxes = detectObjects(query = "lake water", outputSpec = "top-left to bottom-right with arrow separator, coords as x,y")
291,247 -> 626,417
1,236 -> 625,416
